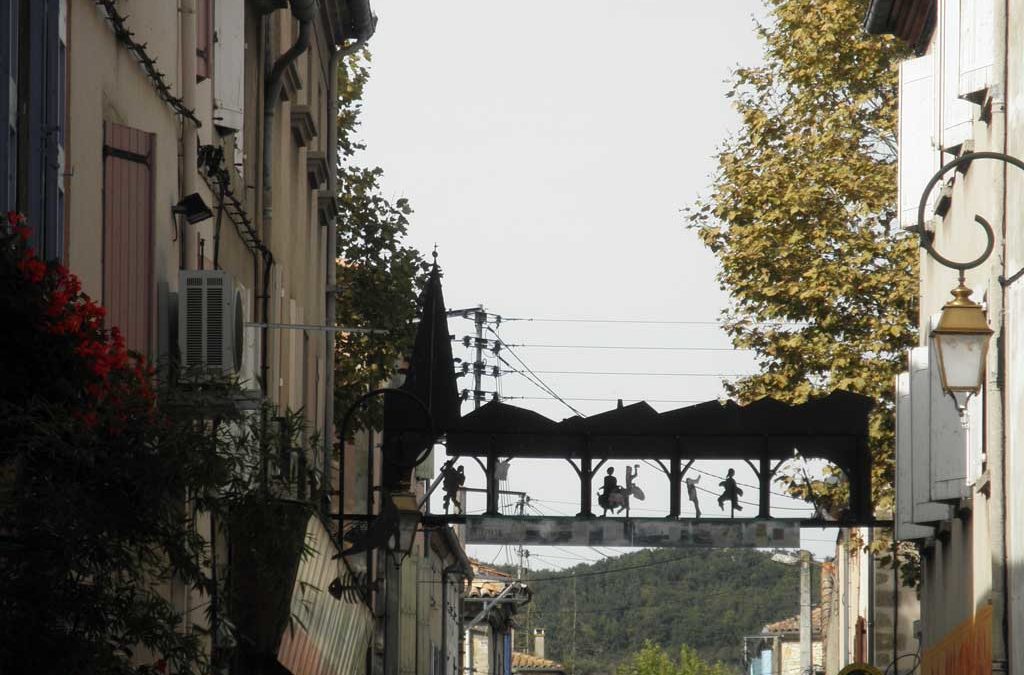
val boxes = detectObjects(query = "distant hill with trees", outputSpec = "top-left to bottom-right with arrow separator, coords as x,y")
509,547 -> 820,675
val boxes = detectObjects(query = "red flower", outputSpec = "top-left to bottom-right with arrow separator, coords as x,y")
17,256 -> 47,284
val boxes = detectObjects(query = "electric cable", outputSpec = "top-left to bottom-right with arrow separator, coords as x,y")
501,343 -> 752,352
500,369 -> 747,377
488,327 -> 586,418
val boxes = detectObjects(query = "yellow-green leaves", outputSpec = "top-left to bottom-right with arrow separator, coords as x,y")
685,0 -> 916,529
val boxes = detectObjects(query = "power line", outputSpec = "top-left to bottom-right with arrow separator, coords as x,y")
488,327 -> 586,418
501,369 -> 747,377
503,343 -> 752,352
502,317 -> 801,326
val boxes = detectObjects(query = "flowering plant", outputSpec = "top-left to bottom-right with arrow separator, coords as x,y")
0,213 -> 323,675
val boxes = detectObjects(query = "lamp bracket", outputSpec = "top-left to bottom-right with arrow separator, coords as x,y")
916,151 -> 1024,272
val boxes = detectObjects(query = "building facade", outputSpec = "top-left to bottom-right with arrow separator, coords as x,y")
1,1 -> 385,672
866,0 -> 1024,673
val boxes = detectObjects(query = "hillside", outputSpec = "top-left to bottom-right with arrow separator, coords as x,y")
511,548 -> 820,675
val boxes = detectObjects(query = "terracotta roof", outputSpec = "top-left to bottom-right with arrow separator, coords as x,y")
762,606 -> 824,634
512,651 -> 565,673
466,559 -> 530,600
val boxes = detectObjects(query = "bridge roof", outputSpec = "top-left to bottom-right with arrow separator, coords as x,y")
445,390 -> 873,463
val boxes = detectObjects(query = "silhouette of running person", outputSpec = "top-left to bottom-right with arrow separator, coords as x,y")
717,468 -> 743,516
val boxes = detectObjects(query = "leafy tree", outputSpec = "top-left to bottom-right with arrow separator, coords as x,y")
616,642 -> 735,675
685,0 -> 917,571
333,51 -> 429,434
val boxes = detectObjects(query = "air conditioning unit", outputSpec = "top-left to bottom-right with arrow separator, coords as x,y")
179,270 -> 244,374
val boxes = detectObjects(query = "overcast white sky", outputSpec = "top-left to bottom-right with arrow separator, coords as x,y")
358,1 -> 838,566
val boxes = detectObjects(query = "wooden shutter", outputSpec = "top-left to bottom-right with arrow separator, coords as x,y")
196,0 -> 213,82
895,371 -> 933,540
939,0 -> 973,151
213,0 -> 244,132
959,0 -> 993,101
0,0 -> 17,208
102,122 -> 154,355
898,55 -> 939,229
909,347 -> 954,524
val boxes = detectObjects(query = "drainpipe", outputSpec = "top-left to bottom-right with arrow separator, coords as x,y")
259,0 -> 315,397
180,0 -> 199,270
991,0 -> 1009,672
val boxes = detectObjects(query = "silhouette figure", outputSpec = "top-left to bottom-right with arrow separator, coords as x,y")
685,474 -> 702,518
441,463 -> 465,513
717,468 -> 743,517
598,467 -> 620,517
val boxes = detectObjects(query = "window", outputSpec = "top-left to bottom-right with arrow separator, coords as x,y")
103,123 -> 154,355
213,0 -> 244,133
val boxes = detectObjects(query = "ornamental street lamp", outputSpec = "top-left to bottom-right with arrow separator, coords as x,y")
914,151 -> 1024,414
930,279 -> 993,413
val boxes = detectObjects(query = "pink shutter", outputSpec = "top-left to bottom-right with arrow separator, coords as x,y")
196,0 -> 213,82
102,122 -> 154,355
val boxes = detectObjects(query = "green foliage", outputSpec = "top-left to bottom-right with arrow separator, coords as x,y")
517,548 -> 818,675
333,50 -> 429,435
684,0 -> 917,572
616,642 -> 734,675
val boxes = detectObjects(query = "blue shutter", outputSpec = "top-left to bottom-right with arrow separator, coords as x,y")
20,0 -> 64,260
0,0 -> 18,209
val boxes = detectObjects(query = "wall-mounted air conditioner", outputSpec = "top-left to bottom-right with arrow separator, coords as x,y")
179,270 -> 243,374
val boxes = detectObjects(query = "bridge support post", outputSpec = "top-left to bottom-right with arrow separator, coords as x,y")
578,442 -> 594,518
485,442 -> 499,516
759,453 -> 771,519
669,445 -> 682,518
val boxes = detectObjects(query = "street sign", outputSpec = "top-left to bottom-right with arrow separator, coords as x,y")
462,515 -> 800,548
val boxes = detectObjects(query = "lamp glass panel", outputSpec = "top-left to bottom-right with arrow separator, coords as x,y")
934,333 -> 988,391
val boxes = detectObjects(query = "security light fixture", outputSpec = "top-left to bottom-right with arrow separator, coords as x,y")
930,279 -> 992,414
172,192 -> 214,225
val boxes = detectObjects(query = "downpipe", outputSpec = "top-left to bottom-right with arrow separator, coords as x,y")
991,0 -> 1009,672
258,0 -> 315,398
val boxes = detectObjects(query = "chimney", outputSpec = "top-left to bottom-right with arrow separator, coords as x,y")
533,628 -> 545,659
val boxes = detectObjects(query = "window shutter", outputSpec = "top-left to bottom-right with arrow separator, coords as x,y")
196,0 -> 213,82
213,0 -> 244,133
909,347 -> 954,524
0,0 -> 17,208
103,122 -> 154,355
927,317 -> 970,502
898,55 -> 939,229
939,0 -> 974,152
959,0 -> 993,102
896,372 -> 934,541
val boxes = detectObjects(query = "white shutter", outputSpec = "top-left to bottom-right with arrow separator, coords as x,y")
895,371 -> 934,541
213,0 -> 244,133
927,315 -> 970,501
966,387 -> 984,486
940,0 -> 974,151
910,347 -> 955,524
959,0 -> 994,102
898,55 -> 940,229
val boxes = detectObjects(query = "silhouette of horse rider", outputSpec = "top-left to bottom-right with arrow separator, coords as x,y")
597,466 -> 645,517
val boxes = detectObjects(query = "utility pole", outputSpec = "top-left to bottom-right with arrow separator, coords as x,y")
473,305 -> 485,410
447,305 -> 503,408
800,549 -> 812,675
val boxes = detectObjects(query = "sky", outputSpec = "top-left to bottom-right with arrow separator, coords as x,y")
357,1 -> 839,566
